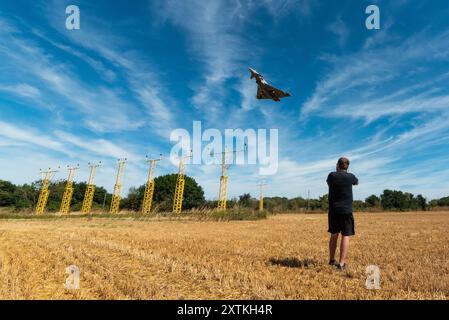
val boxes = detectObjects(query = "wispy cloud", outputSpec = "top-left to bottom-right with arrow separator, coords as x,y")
31,29 -> 117,82
0,120 -> 140,161
328,15 -> 349,48
41,1 -> 177,137
290,26 -> 449,199
0,83 -> 41,99
258,0 -> 314,18
301,30 -> 449,121
0,120 -> 65,152
0,18 -> 146,132
55,131 -> 139,160
0,119 -> 151,193
154,0 -> 314,120
155,0 -> 250,117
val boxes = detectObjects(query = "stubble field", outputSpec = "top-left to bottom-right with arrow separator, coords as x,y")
0,212 -> 447,300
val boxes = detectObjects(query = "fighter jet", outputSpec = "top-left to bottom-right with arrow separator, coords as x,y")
249,67 -> 291,102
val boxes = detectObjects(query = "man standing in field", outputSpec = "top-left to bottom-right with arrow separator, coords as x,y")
327,157 -> 358,270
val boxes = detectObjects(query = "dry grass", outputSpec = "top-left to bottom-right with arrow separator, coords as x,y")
0,212 -> 448,300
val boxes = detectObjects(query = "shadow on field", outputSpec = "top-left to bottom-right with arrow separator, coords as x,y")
268,257 -> 319,269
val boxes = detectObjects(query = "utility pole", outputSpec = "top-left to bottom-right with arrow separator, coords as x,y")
102,191 -> 107,212
214,144 -> 247,211
35,167 -> 59,215
307,189 -> 310,212
59,165 -> 80,215
173,151 -> 192,214
110,159 -> 127,214
81,162 -> 101,214
141,155 -> 162,214
257,182 -> 267,211
218,148 -> 230,211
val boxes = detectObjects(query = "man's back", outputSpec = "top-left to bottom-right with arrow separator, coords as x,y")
327,158 -> 358,270
327,171 -> 358,215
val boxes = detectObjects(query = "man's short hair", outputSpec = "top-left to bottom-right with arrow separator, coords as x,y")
337,157 -> 350,170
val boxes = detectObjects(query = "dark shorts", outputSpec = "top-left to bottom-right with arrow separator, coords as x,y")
328,213 -> 355,236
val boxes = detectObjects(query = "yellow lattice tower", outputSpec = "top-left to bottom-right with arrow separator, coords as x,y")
110,159 -> 127,214
173,151 -> 192,214
218,148 -> 230,210
257,182 -> 267,211
214,144 -> 247,211
35,168 -> 59,215
141,155 -> 162,214
81,162 -> 101,214
59,165 -> 80,215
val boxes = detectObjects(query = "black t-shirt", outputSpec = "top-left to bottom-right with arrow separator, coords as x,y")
327,171 -> 358,215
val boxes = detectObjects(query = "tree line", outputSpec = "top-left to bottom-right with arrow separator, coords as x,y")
261,191 -> 431,212
0,176 -> 448,213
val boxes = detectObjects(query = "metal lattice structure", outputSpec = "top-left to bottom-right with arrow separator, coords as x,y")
173,151 -> 192,214
110,159 -> 127,214
35,168 -> 59,215
215,145 -> 247,211
81,162 -> 101,214
218,149 -> 230,210
141,155 -> 162,214
59,165 -> 80,215
257,182 -> 267,211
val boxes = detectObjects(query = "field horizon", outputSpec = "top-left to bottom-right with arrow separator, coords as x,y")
0,211 -> 447,300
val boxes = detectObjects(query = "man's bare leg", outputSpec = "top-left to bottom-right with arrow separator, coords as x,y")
339,236 -> 350,266
329,233 -> 339,262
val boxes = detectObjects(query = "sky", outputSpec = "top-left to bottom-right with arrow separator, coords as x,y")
1,0 -> 449,201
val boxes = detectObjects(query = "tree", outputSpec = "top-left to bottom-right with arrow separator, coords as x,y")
365,194 -> 380,208
1,178 -> 442,213
380,190 -> 427,211
121,186 -> 144,211
415,194 -> 427,211
381,190 -> 404,210
318,194 -> 329,211
12,184 -> 36,209
264,196 -> 293,212
238,193 -> 252,208
290,197 -> 307,211
353,200 -> 367,211
437,196 -> 449,206
308,194 -> 329,211
0,180 -> 17,206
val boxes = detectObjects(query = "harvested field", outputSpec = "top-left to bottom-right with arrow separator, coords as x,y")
0,212 -> 447,299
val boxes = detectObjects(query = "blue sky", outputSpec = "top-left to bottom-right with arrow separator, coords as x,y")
1,0 -> 449,200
